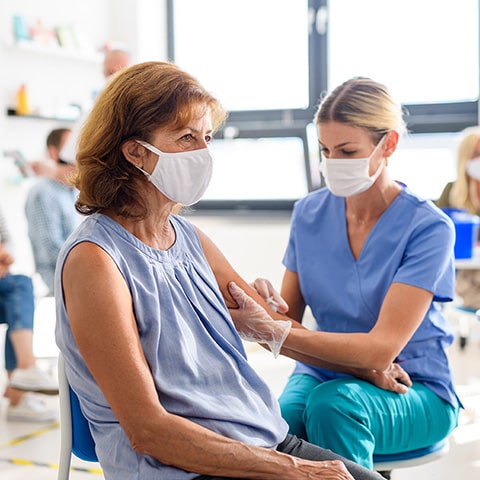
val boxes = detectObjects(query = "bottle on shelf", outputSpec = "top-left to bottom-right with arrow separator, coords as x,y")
16,84 -> 31,115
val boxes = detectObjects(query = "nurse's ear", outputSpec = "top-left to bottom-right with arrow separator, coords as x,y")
122,140 -> 146,169
384,131 -> 400,158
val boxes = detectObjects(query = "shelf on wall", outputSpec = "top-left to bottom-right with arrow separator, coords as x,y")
6,109 -> 79,122
3,40 -> 102,63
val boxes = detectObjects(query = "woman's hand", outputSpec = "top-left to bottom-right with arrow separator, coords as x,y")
249,277 -> 289,314
294,459 -> 356,479
360,363 -> 412,394
228,281 -> 291,357
0,244 -> 13,278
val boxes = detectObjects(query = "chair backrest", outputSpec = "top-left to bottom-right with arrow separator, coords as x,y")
57,352 -> 99,480
373,439 -> 449,472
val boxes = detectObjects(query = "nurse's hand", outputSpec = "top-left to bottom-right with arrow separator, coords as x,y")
367,363 -> 412,394
249,277 -> 289,314
228,281 -> 291,358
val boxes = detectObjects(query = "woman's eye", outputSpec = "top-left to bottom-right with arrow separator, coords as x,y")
181,134 -> 193,142
205,135 -> 212,144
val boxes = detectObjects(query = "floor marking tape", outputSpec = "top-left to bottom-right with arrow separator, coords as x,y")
0,456 -> 103,474
0,421 -> 59,448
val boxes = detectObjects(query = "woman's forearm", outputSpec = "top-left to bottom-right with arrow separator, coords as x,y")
128,411 -> 350,479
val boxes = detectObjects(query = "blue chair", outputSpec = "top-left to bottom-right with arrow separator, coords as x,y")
57,352 -> 101,480
373,439 -> 449,475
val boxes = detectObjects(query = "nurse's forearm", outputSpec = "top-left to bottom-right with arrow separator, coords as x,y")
280,344 -> 410,393
281,327 -> 395,372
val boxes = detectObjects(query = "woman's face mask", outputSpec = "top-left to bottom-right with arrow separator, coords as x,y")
466,157 -> 480,181
320,135 -> 386,197
134,140 -> 213,206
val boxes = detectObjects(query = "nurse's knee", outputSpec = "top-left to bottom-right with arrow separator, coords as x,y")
305,379 -> 370,427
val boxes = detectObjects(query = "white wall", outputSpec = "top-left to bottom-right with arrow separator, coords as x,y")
0,0 -> 168,277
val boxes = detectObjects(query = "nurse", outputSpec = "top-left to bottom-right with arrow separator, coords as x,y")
228,77 -> 461,474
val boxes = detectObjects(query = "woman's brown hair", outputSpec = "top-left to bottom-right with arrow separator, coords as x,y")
73,61 -> 227,217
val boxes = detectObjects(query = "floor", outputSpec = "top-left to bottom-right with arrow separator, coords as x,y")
0,214 -> 480,479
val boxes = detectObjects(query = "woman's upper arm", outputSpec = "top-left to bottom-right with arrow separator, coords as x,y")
195,226 -> 291,317
62,242 -> 166,438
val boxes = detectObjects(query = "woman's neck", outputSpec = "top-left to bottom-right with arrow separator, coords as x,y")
104,207 -> 176,250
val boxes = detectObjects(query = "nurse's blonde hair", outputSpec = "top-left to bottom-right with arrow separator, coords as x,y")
314,77 -> 407,144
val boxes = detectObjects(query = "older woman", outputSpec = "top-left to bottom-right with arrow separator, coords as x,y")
229,77 -> 460,475
55,62 -> 387,480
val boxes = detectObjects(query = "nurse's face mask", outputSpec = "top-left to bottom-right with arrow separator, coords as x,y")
320,135 -> 386,197
134,140 -> 213,206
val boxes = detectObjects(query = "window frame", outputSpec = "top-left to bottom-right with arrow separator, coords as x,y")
166,0 -> 479,212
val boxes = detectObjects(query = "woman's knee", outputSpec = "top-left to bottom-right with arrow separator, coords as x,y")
0,274 -> 34,296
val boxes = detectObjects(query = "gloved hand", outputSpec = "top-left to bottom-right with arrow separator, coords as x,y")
249,277 -> 289,314
228,281 -> 291,358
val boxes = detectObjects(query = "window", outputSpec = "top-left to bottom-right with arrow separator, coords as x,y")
167,0 -> 480,210
203,137 -> 308,207
390,132 -> 459,200
168,0 -> 314,115
328,0 -> 479,105
196,125 -> 320,210
328,0 -> 479,133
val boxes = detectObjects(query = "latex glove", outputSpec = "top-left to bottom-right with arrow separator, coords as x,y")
249,277 -> 289,314
228,281 -> 291,358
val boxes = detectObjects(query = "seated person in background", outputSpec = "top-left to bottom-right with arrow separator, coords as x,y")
0,206 -> 58,422
436,126 -> 480,215
228,77 -> 461,474
25,128 -> 81,296
55,61 -> 398,479
436,125 -> 480,309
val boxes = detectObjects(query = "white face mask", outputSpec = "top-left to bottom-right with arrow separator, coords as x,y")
466,157 -> 480,180
320,136 -> 386,197
135,140 -> 213,206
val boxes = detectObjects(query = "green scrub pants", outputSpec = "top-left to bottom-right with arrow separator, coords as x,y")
279,374 -> 459,469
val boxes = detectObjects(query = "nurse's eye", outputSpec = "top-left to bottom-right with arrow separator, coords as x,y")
205,135 -> 212,144
341,149 -> 357,156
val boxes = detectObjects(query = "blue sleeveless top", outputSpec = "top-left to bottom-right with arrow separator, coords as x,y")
55,213 -> 288,480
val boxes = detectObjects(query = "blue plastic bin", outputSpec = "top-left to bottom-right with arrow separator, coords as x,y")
442,208 -> 480,259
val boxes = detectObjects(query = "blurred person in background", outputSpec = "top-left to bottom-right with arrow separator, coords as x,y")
436,126 -> 480,310
0,206 -> 58,422
25,128 -> 81,296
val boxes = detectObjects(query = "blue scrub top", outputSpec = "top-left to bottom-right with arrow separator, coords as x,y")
283,186 -> 460,407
